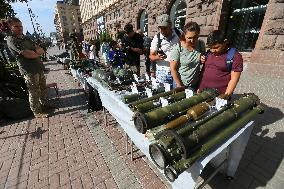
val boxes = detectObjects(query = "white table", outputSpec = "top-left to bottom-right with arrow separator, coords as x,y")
85,76 -> 254,189
70,68 -> 88,90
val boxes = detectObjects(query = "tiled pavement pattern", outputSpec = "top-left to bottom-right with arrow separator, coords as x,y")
202,63 -> 284,189
226,63 -> 284,189
0,58 -> 168,189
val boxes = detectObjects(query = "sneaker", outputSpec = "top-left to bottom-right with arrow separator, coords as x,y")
34,112 -> 49,118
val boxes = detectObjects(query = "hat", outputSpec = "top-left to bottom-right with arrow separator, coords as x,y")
157,14 -> 171,27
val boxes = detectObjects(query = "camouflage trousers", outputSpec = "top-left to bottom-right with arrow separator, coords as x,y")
23,71 -> 47,114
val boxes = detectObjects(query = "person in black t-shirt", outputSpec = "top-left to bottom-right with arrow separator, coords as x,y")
137,29 -> 153,76
123,23 -> 143,76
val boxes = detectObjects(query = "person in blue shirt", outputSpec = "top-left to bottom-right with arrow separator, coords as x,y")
108,40 -> 127,68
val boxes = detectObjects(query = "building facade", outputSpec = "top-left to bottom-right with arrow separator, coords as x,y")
78,0 -> 122,40
79,0 -> 97,41
54,0 -> 82,44
87,0 -> 283,65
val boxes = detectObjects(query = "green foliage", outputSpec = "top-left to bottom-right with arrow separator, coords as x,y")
0,0 -> 28,19
99,30 -> 112,43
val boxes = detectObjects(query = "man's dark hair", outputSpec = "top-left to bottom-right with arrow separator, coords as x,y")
207,30 -> 226,46
124,23 -> 134,34
183,22 -> 200,34
6,17 -> 21,26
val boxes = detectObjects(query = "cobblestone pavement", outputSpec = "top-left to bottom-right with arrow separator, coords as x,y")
0,56 -> 168,188
1,47 -> 283,189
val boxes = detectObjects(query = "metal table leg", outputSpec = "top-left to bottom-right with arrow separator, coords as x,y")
125,133 -> 128,155
195,160 -> 227,189
103,107 -> 107,127
131,140 -> 134,161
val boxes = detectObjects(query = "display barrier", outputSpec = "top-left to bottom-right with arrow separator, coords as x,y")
71,69 -> 254,189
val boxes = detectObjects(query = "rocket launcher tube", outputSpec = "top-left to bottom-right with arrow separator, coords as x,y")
146,95 -> 229,141
165,102 -> 211,130
122,93 -> 141,104
129,87 -> 185,110
135,91 -> 186,113
149,94 -> 260,169
177,94 -> 259,137
164,105 -> 264,182
165,94 -> 229,130
134,89 -> 218,133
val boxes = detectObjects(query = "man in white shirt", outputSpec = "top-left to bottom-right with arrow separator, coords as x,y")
149,14 -> 181,86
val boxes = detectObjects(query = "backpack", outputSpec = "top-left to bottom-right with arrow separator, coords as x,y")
157,27 -> 181,50
87,83 -> 102,112
205,47 -> 237,72
225,48 -> 237,71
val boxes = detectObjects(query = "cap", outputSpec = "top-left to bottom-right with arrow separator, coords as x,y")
157,14 -> 171,27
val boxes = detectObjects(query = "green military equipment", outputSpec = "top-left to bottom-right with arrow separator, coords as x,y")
135,91 -> 186,113
129,87 -> 185,110
122,86 -> 165,104
149,94 -> 260,170
122,93 -> 141,104
146,102 -> 231,142
164,94 -> 229,130
145,100 -> 212,141
166,101 -> 211,128
164,105 -> 264,182
92,69 -> 112,89
134,89 -> 218,134
92,68 -> 136,91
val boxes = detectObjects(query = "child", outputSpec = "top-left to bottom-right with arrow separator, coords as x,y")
108,40 -> 127,68
170,22 -> 205,91
198,30 -> 243,96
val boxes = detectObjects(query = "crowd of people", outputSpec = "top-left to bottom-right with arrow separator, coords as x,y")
3,13 -> 243,118
85,13 -> 243,97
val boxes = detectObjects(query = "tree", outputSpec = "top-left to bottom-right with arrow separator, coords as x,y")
0,0 -> 28,19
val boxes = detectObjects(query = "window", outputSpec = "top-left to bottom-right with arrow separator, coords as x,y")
225,0 -> 269,51
139,10 -> 148,36
170,0 -> 186,29
62,16 -> 67,22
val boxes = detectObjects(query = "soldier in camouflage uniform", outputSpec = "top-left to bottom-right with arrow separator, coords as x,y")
6,17 -> 49,118
69,33 -> 82,60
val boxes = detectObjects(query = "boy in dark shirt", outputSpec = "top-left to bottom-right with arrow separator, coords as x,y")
198,30 -> 243,96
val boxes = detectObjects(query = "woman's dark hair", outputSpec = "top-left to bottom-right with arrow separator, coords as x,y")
207,30 -> 226,46
109,40 -> 118,48
183,22 -> 200,34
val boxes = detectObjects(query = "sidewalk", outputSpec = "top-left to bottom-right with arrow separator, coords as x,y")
0,60 -> 168,189
225,63 -> 284,189
201,62 -> 284,189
